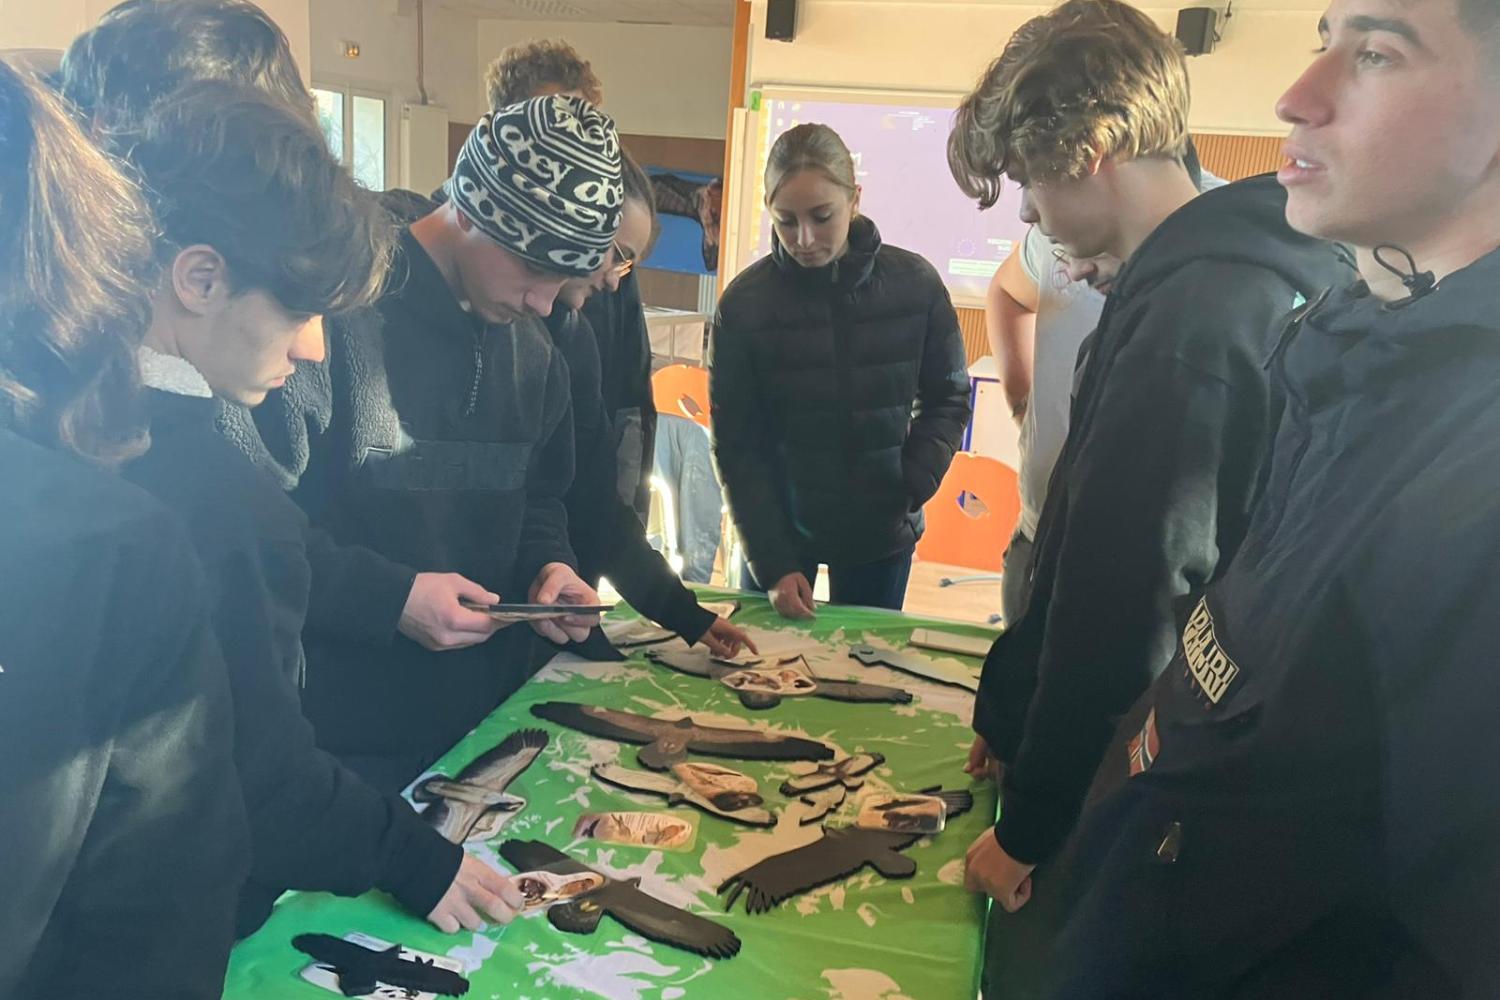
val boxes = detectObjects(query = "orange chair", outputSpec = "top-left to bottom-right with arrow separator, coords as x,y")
651,363 -> 710,429
915,452 -> 1021,574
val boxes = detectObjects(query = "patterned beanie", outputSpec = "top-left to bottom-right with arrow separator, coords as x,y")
445,95 -> 623,276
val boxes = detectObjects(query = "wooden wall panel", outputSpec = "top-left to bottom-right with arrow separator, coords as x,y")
622,134 -> 726,176
1190,131 -> 1285,181
958,307 -> 988,365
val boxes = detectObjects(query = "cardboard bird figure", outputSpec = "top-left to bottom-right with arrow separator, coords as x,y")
410,729 -> 548,843
645,649 -> 913,710
498,839 -> 742,959
848,644 -> 980,692
292,933 -> 470,997
592,760 -> 776,826
780,752 -> 885,824
531,701 -> 835,771
718,789 -> 974,914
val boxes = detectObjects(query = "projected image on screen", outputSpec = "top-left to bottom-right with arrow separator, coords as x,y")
749,97 -> 1028,303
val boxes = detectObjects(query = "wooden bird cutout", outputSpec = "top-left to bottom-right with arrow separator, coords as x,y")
593,761 -> 775,827
292,933 -> 470,997
411,729 -> 548,843
848,643 -> 980,692
718,789 -> 975,914
499,839 -> 741,959
645,649 -> 913,710
531,701 -> 835,771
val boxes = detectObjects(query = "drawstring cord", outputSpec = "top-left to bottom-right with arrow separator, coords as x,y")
1372,244 -> 1436,300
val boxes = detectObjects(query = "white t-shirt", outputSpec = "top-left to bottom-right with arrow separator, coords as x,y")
1015,227 -> 1105,537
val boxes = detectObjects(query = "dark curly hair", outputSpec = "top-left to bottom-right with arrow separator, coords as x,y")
125,79 -> 393,317
0,58 -> 158,465
484,38 -> 603,111
59,0 -> 313,141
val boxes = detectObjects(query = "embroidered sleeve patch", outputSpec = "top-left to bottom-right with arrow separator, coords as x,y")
1128,707 -> 1159,777
1181,596 -> 1240,705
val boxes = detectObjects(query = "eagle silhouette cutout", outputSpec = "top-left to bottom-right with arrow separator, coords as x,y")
847,644 -> 980,692
498,839 -> 741,959
292,933 -> 470,997
410,729 -> 548,843
646,649 -> 912,710
531,701 -> 835,771
719,788 -> 975,914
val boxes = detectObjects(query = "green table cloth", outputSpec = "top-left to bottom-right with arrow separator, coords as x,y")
224,592 -> 998,1000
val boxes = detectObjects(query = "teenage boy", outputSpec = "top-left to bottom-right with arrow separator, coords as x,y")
119,82 -> 526,937
286,96 -> 620,792
1009,0 -> 1500,993
946,0 -> 1350,927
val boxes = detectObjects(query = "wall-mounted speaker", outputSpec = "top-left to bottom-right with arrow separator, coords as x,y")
767,0 -> 797,42
1176,7 -> 1218,56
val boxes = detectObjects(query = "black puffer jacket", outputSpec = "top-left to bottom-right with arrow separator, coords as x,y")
709,216 -> 971,583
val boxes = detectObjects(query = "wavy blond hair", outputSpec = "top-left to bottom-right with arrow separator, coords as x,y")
949,0 -> 1190,208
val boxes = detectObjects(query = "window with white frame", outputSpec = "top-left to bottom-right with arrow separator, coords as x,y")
312,85 -> 387,191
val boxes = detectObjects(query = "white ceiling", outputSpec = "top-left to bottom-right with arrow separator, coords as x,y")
440,0 -> 734,26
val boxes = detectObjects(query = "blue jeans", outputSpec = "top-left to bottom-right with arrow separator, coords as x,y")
741,546 -> 914,612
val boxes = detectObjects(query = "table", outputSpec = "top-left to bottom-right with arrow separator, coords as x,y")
224,592 -> 998,1000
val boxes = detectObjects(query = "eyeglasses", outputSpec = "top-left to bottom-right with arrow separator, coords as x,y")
612,239 -> 636,278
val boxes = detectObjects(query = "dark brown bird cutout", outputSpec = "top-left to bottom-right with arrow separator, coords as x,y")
530,701 -> 835,771
499,839 -> 741,959
780,752 -> 886,825
593,761 -> 775,826
645,649 -> 913,710
411,729 -> 548,843
848,643 -> 980,692
718,789 -> 975,914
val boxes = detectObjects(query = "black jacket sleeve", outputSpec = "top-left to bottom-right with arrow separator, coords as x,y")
560,314 -> 716,644
302,522 -> 418,646
993,271 -> 1280,865
207,540 -> 460,933
514,344 -> 579,591
3,516 -> 248,1000
901,278 -> 972,508
709,306 -> 803,586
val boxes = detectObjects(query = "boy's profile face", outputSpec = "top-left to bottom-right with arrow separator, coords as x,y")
1017,166 -> 1119,263
1277,0 -> 1500,249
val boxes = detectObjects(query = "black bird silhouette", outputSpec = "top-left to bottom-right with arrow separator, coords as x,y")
719,789 -> 975,914
291,933 -> 469,996
499,839 -> 741,959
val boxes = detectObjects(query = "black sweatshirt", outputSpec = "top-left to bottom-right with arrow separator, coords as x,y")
710,215 -> 972,583
1041,248 -> 1500,999
125,389 -> 461,935
974,176 -> 1355,864
291,229 -> 576,775
580,270 -> 657,522
0,429 -> 247,999
546,308 -> 715,643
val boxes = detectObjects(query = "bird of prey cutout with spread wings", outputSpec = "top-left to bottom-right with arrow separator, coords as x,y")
719,789 -> 975,914
292,934 -> 470,997
645,649 -> 913,710
410,728 -> 548,843
499,839 -> 742,959
531,701 -> 835,770
593,761 -> 775,826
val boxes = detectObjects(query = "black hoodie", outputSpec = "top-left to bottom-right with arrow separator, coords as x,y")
1039,248 -> 1500,999
125,389 -> 461,936
974,175 -> 1355,864
710,215 -> 971,584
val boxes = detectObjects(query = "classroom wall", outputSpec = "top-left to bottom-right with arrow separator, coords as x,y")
744,0 -> 1322,135
0,0 -> 313,82
474,18 -> 732,140
309,0 -> 483,123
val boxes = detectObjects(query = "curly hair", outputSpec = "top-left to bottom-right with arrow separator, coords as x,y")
0,58 -> 158,465
60,0 -> 314,140
948,0 -> 1190,208
125,79 -> 393,317
484,38 -> 603,111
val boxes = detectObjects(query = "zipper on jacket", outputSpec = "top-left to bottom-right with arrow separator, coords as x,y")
465,330 -> 485,417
